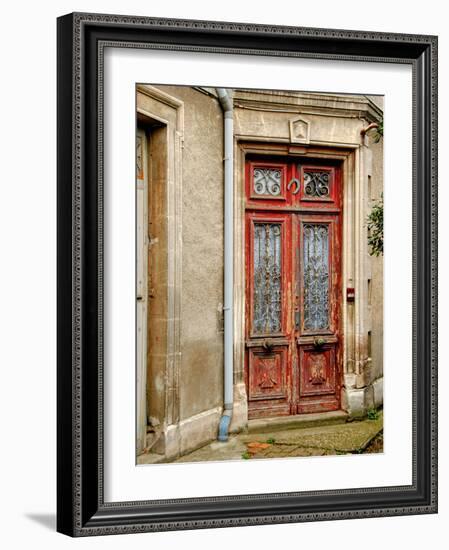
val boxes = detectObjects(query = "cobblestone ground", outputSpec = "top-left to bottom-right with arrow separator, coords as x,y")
173,411 -> 383,464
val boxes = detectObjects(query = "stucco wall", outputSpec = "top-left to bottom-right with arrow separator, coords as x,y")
367,118 -> 384,383
155,86 -> 225,421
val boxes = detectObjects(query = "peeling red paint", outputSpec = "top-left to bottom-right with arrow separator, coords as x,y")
245,156 -> 343,418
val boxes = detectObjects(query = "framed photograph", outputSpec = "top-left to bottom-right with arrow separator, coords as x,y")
57,12 -> 437,536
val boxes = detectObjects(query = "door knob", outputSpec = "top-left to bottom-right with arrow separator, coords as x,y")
313,337 -> 326,349
287,177 -> 300,195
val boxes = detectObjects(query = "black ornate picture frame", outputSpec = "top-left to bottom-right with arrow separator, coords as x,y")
57,12 -> 438,536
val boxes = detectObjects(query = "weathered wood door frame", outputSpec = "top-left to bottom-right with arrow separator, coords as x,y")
136,127 -> 149,453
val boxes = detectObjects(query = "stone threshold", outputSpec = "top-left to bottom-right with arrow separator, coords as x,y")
247,410 -> 348,434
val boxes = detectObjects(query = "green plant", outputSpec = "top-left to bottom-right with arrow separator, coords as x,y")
241,451 -> 251,460
367,408 -> 379,421
372,119 -> 383,143
266,437 -> 275,444
367,195 -> 383,257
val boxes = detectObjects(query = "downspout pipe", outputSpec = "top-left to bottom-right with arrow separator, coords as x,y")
360,122 -> 379,137
360,122 -> 379,145
216,88 -> 234,442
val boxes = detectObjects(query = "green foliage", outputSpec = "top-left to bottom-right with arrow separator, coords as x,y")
241,451 -> 251,460
372,119 -> 383,143
367,195 -> 383,257
367,408 -> 380,421
266,437 -> 275,444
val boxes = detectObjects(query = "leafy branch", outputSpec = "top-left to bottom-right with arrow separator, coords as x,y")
372,119 -> 383,143
367,195 -> 383,257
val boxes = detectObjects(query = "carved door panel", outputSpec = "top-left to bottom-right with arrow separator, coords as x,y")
245,159 -> 342,418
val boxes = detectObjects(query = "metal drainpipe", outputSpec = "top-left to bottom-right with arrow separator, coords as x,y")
216,88 -> 234,442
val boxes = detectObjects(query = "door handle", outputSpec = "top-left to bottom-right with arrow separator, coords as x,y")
246,338 -> 289,348
287,177 -> 300,195
262,339 -> 275,352
296,335 -> 338,346
313,337 -> 326,350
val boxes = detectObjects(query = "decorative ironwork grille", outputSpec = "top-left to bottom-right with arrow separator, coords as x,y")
304,171 -> 330,198
253,223 -> 282,333
303,224 -> 330,330
253,168 -> 282,197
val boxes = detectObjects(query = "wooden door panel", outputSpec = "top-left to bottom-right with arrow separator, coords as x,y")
248,346 -> 288,401
246,212 -> 291,338
297,394 -> 340,414
298,344 -> 337,397
247,344 -> 291,417
245,210 -> 292,418
248,161 -> 288,202
245,156 -> 342,419
298,217 -> 338,336
246,159 -> 296,209
296,213 -> 341,413
294,164 -> 341,209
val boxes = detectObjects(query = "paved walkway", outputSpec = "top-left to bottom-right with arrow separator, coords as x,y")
173,411 -> 383,463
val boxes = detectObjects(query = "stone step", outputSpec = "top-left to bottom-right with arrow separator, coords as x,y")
247,410 -> 349,434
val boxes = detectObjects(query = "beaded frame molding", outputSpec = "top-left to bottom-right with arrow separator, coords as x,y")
57,12 -> 438,537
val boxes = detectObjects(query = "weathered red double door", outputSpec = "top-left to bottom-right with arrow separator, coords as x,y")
245,157 -> 342,418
